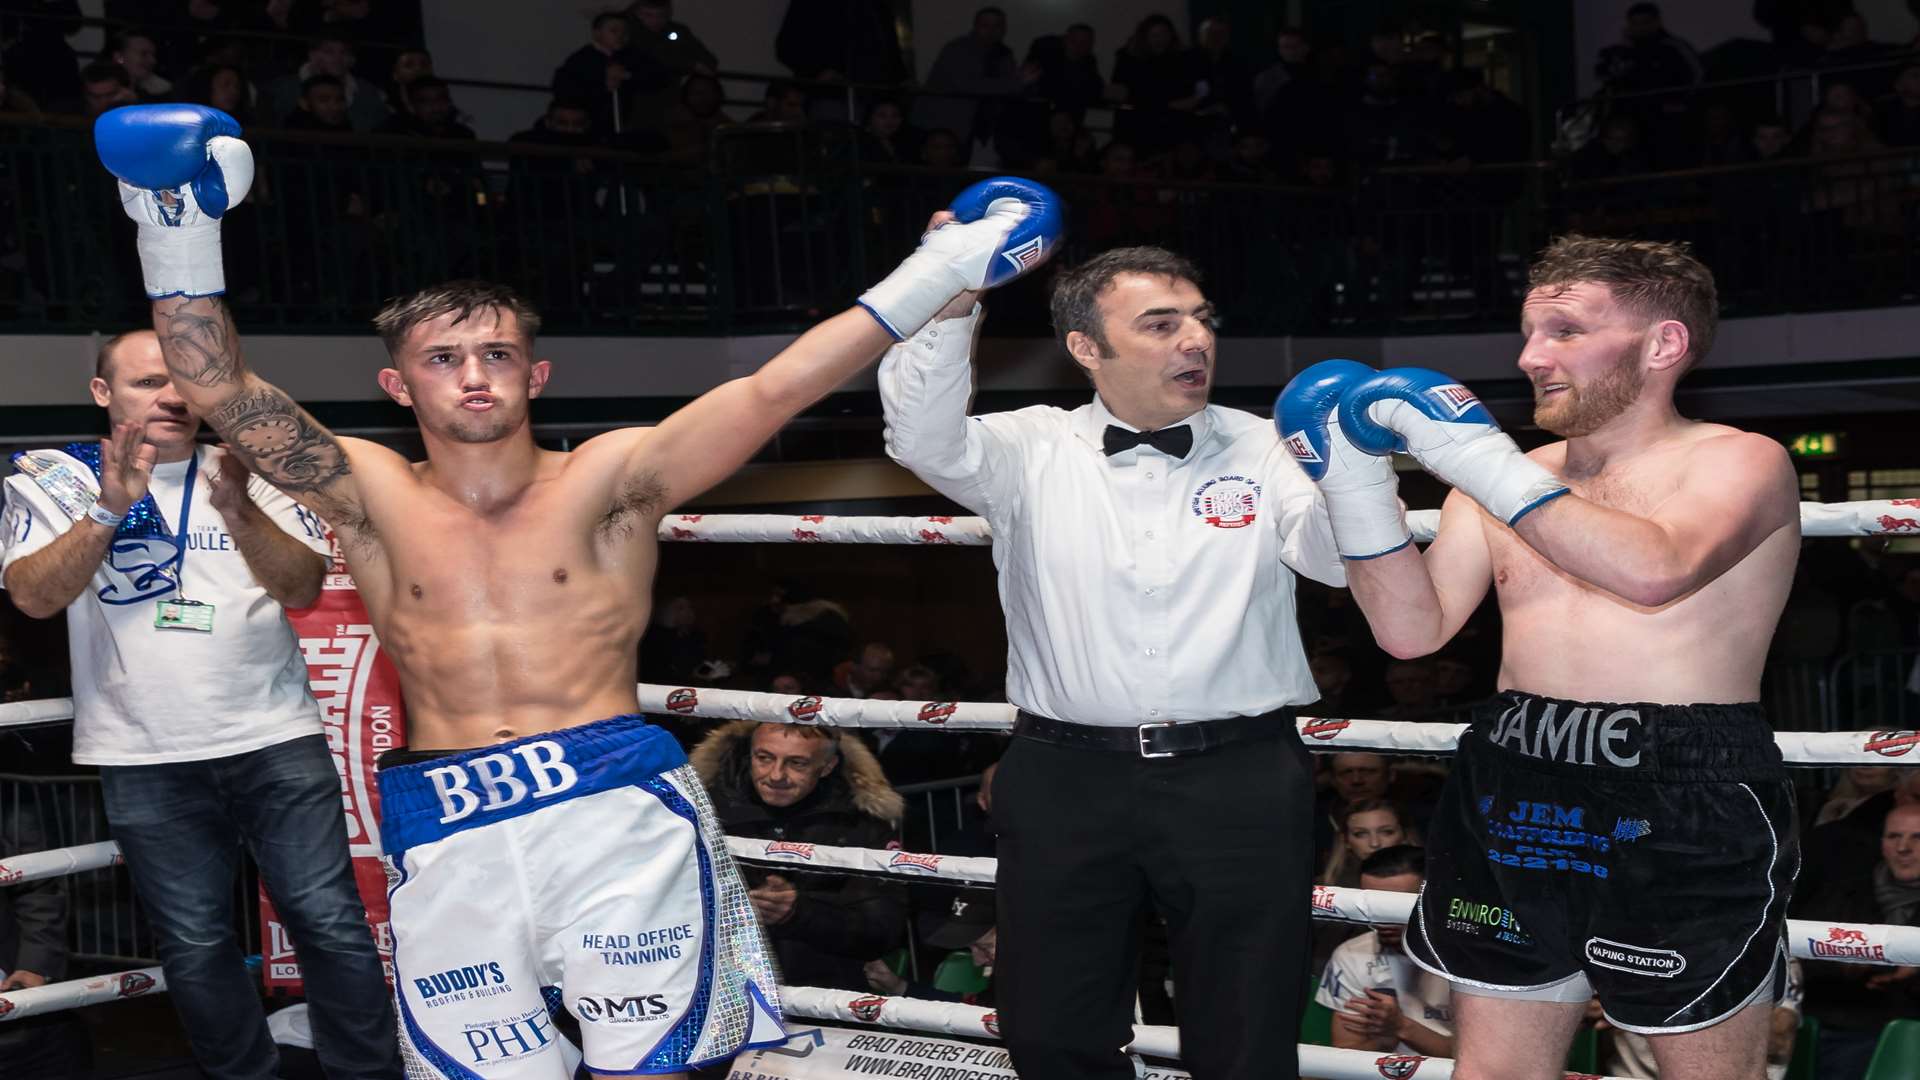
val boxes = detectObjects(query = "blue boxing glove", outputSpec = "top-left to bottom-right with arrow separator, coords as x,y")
96,104 -> 255,298
858,176 -> 1063,340
1276,360 -> 1411,559
1339,367 -> 1569,526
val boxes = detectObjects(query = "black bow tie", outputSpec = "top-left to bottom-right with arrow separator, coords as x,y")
1103,424 -> 1193,459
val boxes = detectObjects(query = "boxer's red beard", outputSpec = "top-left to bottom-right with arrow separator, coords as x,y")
1534,349 -> 1645,437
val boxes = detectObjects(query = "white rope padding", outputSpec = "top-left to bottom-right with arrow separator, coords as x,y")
779,985 -> 1639,1080
653,500 -> 1920,545
0,840 -> 119,886
0,966 -> 164,1022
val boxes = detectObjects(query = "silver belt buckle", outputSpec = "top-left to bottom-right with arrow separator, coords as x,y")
1137,720 -> 1179,758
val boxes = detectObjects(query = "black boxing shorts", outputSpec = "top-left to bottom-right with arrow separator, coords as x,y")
1404,691 -> 1799,1034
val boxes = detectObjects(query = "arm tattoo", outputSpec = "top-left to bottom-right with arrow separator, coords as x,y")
208,387 -> 352,497
156,299 -> 243,388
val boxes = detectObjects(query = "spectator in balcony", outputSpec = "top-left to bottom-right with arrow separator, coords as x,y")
266,36 -> 389,132
693,721 -> 906,993
291,0 -> 407,86
1751,115 -> 1795,160
914,7 -> 1031,166
1028,22 -> 1103,116
857,98 -> 912,164
0,799 -> 87,1077
1569,113 -> 1653,179
554,11 -> 666,139
1879,63 -> 1920,147
1218,128 -> 1276,183
384,47 -> 435,116
1443,68 -> 1530,165
1789,801 -> 1920,1080
1594,2 -> 1701,96
373,77 -> 475,140
1818,12 -> 1898,97
0,1 -> 83,108
282,73 -> 351,132
1187,16 -> 1255,133
109,28 -> 173,103
1346,61 -> 1417,165
665,73 -> 727,160
747,79 -> 809,125
1111,13 -> 1199,158
618,0 -> 716,140
1036,107 -> 1097,173
182,63 -> 257,128
1316,846 -> 1454,1059
918,127 -> 962,167
775,0 -> 908,115
1693,100 -> 1749,166
1254,26 -> 1313,114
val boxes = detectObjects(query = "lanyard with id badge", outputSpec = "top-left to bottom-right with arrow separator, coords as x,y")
152,452 -> 214,633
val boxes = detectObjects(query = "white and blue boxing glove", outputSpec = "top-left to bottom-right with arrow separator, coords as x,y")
96,104 -> 255,299
1277,359 -> 1412,559
1339,367 -> 1569,526
858,176 -> 1063,340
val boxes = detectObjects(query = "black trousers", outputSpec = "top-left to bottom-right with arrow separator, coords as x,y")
994,724 -> 1316,1080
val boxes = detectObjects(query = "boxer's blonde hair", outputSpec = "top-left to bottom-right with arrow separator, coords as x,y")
372,280 -> 543,356
1528,235 -> 1718,371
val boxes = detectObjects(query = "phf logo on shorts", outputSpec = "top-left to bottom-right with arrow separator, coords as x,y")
1191,475 -> 1262,529
423,741 -> 579,824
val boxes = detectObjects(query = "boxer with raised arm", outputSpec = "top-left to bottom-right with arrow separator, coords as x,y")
96,104 -> 1059,1079
1279,236 -> 1800,1080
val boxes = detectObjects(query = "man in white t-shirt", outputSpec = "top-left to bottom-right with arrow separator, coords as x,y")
1316,845 -> 1455,1058
0,331 -> 400,1079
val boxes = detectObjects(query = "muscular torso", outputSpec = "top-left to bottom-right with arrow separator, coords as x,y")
334,437 -> 664,749
1489,428 -> 1798,705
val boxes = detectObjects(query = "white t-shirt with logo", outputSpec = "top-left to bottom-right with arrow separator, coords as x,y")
1,445 -> 331,765
1316,931 -> 1455,1056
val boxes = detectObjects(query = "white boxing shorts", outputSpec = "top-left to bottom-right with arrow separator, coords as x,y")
377,715 -> 785,1077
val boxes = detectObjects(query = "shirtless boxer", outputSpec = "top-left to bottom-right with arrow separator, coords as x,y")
1279,235 -> 1799,1080
94,104 -> 1059,1078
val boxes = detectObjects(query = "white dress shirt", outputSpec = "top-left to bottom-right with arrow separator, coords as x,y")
878,310 -> 1345,727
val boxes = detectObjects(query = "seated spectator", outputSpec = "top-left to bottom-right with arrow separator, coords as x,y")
374,77 -> 476,139
769,673 -> 808,696
1790,802 -> 1920,1080
0,798 -> 86,1076
774,0 -> 909,118
624,0 -> 717,135
283,74 -> 352,132
65,60 -> 136,119
1320,797 -> 1413,889
748,80 -> 809,125
864,892 -> 996,1005
918,127 -> 961,167
266,36 -> 389,132
511,97 -> 597,151
640,596 -> 708,686
1569,114 -> 1653,179
692,721 -> 906,993
857,99 -> 911,164
1750,115 -> 1794,161
1380,659 -> 1444,720
1254,26 -> 1313,115
182,63 -> 257,126
1444,68 -> 1530,166
665,74 -> 728,160
836,642 -> 897,699
1035,108 -> 1097,173
1316,846 -> 1453,1058
1880,63 -> 1920,147
0,59 -> 42,115
109,28 -> 172,102
1187,15 -> 1254,131
1027,22 -> 1102,116
385,47 -> 436,115
913,6 -> 1029,165
1804,763 -> 1920,887
893,663 -> 941,702
553,11 -> 668,138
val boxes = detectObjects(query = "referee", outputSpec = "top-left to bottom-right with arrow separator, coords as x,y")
878,244 -> 1343,1080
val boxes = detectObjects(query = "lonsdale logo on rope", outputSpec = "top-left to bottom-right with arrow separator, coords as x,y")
1864,731 -> 1920,757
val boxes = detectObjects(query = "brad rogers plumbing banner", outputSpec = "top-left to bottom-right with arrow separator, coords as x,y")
725,1026 -> 1192,1080
261,557 -> 406,990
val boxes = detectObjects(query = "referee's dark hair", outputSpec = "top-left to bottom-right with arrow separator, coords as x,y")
1360,844 -> 1426,879
1049,246 -> 1203,356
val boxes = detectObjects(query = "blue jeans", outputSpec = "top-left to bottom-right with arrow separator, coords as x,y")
100,733 -> 400,1080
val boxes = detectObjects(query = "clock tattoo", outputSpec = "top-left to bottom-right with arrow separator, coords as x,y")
209,388 -> 351,494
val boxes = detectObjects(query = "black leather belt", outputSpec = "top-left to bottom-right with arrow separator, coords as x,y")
1013,709 -> 1293,758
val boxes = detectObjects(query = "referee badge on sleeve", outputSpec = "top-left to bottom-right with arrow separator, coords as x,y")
1191,475 -> 1262,529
